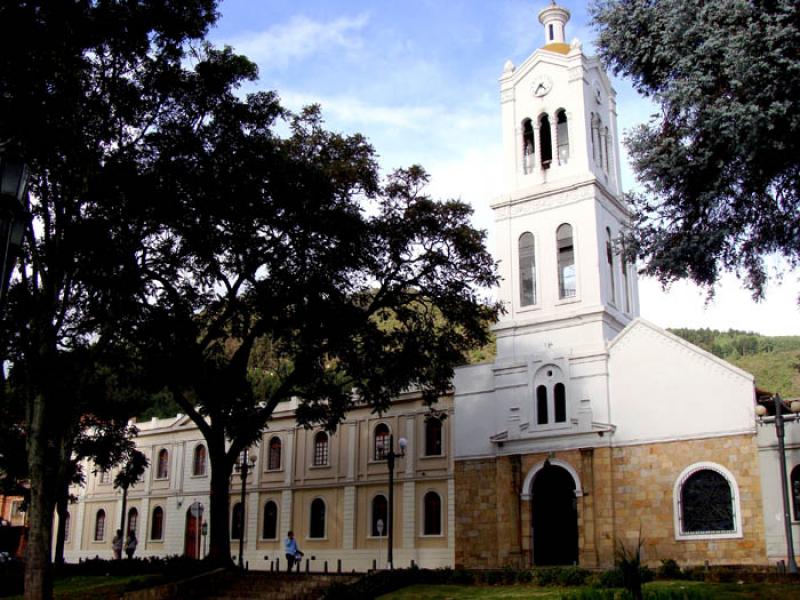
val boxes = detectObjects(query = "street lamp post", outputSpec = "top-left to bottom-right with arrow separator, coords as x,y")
382,434 -> 407,570
233,449 -> 257,570
756,393 -> 800,573
0,151 -> 30,307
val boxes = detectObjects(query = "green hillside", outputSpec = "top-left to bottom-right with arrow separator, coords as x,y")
668,328 -> 800,398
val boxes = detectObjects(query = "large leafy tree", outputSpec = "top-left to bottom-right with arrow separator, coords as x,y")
0,2 -> 218,597
124,47 -> 501,563
591,0 -> 800,297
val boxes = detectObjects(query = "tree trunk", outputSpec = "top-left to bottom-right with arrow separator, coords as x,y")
24,393 -> 53,600
53,491 -> 68,566
206,445 -> 233,566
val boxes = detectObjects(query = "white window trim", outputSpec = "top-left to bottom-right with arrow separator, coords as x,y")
422,418 -> 445,458
93,511 -> 106,542
516,231 -> 540,311
673,461 -> 743,541
191,444 -> 207,478
155,449 -> 170,480
372,422 -> 392,462
532,365 -> 571,430
312,433 -> 330,468
306,497 -> 327,541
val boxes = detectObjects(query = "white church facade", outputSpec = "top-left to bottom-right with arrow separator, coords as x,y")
59,2 -> 798,571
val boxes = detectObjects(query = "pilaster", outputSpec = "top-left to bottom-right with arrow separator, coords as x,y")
342,485 -> 356,550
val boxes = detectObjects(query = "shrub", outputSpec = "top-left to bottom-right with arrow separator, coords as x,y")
616,536 -> 645,600
657,559 -> 683,580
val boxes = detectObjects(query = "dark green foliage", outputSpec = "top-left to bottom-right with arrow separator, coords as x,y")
535,566 -> 592,587
616,536 -> 647,600
591,0 -> 800,298
657,559 -> 685,581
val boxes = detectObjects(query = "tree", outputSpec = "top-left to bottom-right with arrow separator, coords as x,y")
0,2 -> 219,597
121,48 -> 501,564
591,0 -> 800,297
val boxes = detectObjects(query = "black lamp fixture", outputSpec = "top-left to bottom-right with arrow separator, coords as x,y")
0,150 -> 30,305
233,448 -> 257,570
378,433 -> 407,570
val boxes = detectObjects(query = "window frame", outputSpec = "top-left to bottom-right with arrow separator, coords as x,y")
231,501 -> 245,541
192,444 -> 207,477
308,497 -> 327,540
127,507 -> 138,537
423,417 -> 444,457
556,223 -> 577,301
518,232 -> 537,308
369,493 -> 389,538
267,436 -> 282,471
261,500 -> 279,541
63,511 -> 71,543
312,432 -> 329,467
373,423 -> 391,461
673,462 -> 742,540
155,448 -> 169,480
421,490 -> 443,537
150,506 -> 164,541
94,509 -> 106,542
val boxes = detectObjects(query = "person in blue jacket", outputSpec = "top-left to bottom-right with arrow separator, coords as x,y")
284,530 -> 303,571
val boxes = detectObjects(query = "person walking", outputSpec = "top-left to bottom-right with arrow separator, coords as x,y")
284,530 -> 303,572
111,529 -> 123,560
125,531 -> 138,559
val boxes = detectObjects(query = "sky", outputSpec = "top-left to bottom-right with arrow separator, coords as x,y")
209,0 -> 800,336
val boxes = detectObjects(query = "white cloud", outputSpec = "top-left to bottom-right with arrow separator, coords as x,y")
228,13 -> 369,70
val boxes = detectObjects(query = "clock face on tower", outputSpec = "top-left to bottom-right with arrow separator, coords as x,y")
532,75 -> 553,97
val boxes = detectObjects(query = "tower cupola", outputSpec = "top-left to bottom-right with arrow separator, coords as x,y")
538,1 -> 570,50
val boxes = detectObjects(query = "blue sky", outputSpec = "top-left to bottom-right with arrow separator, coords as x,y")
209,0 -> 799,335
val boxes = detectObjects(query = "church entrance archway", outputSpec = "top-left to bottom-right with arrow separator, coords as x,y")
184,502 -> 204,559
531,461 -> 578,565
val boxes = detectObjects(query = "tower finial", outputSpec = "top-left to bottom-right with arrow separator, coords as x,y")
538,2 -> 571,47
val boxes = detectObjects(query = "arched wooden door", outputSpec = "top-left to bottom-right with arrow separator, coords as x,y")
184,502 -> 204,559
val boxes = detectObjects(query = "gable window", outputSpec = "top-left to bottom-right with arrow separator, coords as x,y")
557,224 -> 576,299
309,498 -> 326,538
94,509 -> 106,542
522,119 -> 535,174
268,436 -> 282,471
231,502 -> 244,540
425,418 -> 443,456
150,506 -> 164,540
423,491 -> 442,536
519,232 -> 536,307
556,109 -> 569,164
534,366 -> 568,427
193,444 -> 207,477
262,500 -> 278,540
374,423 -> 390,460
539,114 -> 553,168
371,494 -> 388,537
313,432 -> 329,466
156,449 -> 169,479
127,507 -> 138,536
675,463 -> 741,539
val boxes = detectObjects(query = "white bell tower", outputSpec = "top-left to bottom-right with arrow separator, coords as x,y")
492,1 -> 639,360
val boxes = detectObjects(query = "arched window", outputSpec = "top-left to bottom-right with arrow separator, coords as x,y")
313,432 -> 329,466
519,232 -> 536,307
604,127 -> 611,171
150,506 -> 164,540
127,507 -> 138,536
536,385 -> 548,425
423,491 -> 442,535
556,109 -> 569,164
371,494 -> 388,537
310,498 -> 326,538
268,437 -> 282,471
557,224 -> 576,299
539,114 -> 553,168
64,512 -> 71,543
193,444 -> 207,477
591,114 -> 600,165
94,509 -> 106,541
549,23 -> 554,41
554,383 -> 567,423
425,418 -> 443,456
231,502 -> 244,540
606,227 -> 616,305
156,449 -> 169,479
676,464 -> 740,538
522,119 -> 535,174
621,241 -> 631,313
374,423 -> 390,460
791,465 -> 800,521
262,501 -> 278,540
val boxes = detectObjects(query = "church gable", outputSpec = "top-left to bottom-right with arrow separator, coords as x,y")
608,319 -> 756,445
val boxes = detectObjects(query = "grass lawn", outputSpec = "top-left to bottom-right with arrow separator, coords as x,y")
379,580 -> 800,599
8,574 -> 163,600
